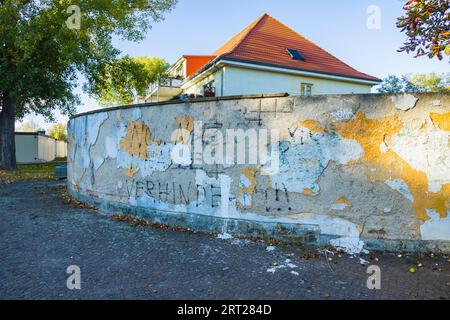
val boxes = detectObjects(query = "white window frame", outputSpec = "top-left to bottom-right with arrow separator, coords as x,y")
301,83 -> 313,96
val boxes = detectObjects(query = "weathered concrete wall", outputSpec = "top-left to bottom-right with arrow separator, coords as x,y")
68,93 -> 450,253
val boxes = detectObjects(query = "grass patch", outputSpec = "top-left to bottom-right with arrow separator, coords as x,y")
0,159 -> 67,183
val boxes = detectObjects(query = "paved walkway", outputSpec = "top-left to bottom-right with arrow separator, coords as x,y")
0,180 -> 448,300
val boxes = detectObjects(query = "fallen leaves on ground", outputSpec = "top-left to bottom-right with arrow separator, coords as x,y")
302,252 -> 321,260
111,214 -> 195,234
55,186 -> 97,210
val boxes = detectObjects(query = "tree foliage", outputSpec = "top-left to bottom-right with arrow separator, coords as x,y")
48,123 -> 67,141
410,72 -> 450,91
397,0 -> 450,61
92,56 -> 169,106
377,75 -> 422,93
378,73 -> 450,93
0,0 -> 177,169
0,0 -> 176,119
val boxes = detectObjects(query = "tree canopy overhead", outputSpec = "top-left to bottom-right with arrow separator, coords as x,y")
92,56 -> 170,106
0,0 -> 177,169
397,0 -> 450,61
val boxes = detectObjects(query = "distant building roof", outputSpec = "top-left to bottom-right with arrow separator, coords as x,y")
183,55 -> 216,77
187,13 -> 380,83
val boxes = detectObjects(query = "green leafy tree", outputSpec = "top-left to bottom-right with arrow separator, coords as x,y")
379,73 -> 450,93
410,73 -> 450,92
378,75 -> 422,93
48,123 -> 67,141
397,0 -> 450,61
93,56 -> 169,106
0,0 -> 177,170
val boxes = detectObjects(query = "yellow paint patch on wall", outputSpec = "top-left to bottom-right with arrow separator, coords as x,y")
174,115 -> 194,132
172,115 -> 194,143
333,197 -> 353,207
119,121 -> 151,159
238,168 -> 258,208
125,167 -> 139,177
430,112 -> 450,132
331,112 -> 449,221
303,188 -> 314,196
240,168 -> 258,196
297,120 -> 328,134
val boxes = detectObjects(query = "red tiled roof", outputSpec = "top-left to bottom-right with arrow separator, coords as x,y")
183,55 -> 216,77
211,14 -> 380,82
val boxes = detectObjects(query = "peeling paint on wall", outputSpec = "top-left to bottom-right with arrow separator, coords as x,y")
174,115 -> 194,132
119,121 -> 152,159
238,168 -> 258,208
173,115 -> 194,143
116,143 -> 173,178
420,209 -> 450,240
69,113 -> 109,170
385,179 -> 414,202
390,94 -> 418,111
332,112 -> 450,221
330,197 -> 353,210
297,120 -> 328,134
115,121 -> 175,178
267,124 -> 363,195
125,166 -> 139,177
67,112 -> 109,188
390,119 -> 450,193
430,112 -> 450,131
68,93 -> 450,252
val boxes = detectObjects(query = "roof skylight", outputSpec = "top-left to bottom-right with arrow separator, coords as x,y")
286,48 -> 305,61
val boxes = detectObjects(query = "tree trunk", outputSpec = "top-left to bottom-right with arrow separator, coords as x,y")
0,92 -> 17,170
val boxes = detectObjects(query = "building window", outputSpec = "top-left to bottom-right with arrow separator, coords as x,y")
287,48 -> 305,61
203,81 -> 216,97
301,83 -> 313,96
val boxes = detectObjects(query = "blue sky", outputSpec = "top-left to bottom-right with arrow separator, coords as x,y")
21,0 -> 449,128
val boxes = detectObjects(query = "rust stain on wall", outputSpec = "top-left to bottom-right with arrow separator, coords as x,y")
331,112 -> 449,221
430,112 -> 450,132
119,121 -> 151,159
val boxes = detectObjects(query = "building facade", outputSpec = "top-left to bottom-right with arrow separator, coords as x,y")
146,14 -> 381,102
15,132 -> 67,164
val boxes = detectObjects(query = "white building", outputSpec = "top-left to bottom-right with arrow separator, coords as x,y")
146,13 -> 381,102
15,132 -> 67,164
